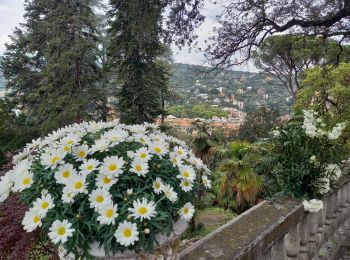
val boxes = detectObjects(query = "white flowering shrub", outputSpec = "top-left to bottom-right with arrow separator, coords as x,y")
0,120 -> 210,257
263,110 -> 347,203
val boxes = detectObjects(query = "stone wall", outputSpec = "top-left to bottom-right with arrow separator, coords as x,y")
180,177 -> 350,260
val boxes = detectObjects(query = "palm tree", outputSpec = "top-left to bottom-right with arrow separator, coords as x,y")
191,120 -> 223,167
211,141 -> 264,213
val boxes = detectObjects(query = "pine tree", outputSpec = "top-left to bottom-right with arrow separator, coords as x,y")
35,0 -> 102,133
2,0 -> 103,134
108,0 -> 170,124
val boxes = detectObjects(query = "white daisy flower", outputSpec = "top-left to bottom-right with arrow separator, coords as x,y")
13,159 -> 32,175
169,152 -> 182,167
128,198 -> 157,221
102,128 -> 129,145
132,133 -> 150,144
100,156 -> 125,176
130,160 -> 149,177
22,208 -> 42,232
0,172 -> 13,202
41,149 -> 66,169
95,172 -> 118,189
32,193 -> 55,217
202,175 -> 212,189
61,133 -> 80,147
89,188 -> 112,211
26,137 -> 43,150
55,164 -> 77,184
97,202 -> 119,225
148,141 -> 169,157
65,174 -> 87,194
152,178 -> 163,194
177,165 -> 196,181
180,202 -> 195,221
180,179 -> 193,192
72,144 -> 90,161
129,124 -> 147,134
12,149 -> 32,165
91,139 -> 110,153
13,172 -> 34,192
162,184 -> 178,203
173,146 -> 187,158
61,189 -> 76,204
114,221 -> 139,246
133,147 -> 152,161
79,159 -> 100,175
48,219 -> 75,244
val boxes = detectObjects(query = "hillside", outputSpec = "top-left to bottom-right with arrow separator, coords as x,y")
0,60 -> 292,115
170,63 -> 291,115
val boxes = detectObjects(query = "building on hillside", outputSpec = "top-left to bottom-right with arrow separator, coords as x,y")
237,88 -> 244,94
237,101 -> 244,110
213,98 -> 221,105
257,88 -> 267,96
246,86 -> 253,92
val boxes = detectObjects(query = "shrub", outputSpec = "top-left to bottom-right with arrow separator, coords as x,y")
0,120 -> 210,258
260,110 -> 346,199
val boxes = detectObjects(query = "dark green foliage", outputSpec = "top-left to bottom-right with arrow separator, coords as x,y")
107,0 -> 170,124
1,0 -> 103,135
0,99 -> 38,164
238,107 -> 279,142
258,121 -> 345,199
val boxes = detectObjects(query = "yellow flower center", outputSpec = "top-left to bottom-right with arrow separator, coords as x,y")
123,228 -> 132,238
106,209 -> 114,218
33,215 -> 40,224
62,171 -> 70,178
41,201 -> 49,209
108,164 -> 117,172
63,146 -> 70,152
140,153 -> 147,159
184,208 -> 189,214
78,151 -> 86,157
183,171 -> 190,178
140,138 -> 145,143
96,195 -> 104,203
178,150 -> 183,155
184,181 -> 189,187
86,165 -> 94,171
57,227 -> 66,236
67,140 -> 74,145
22,177 -> 31,186
155,182 -> 160,189
135,165 -> 142,171
103,177 -> 111,184
172,158 -> 177,163
138,207 -> 148,215
74,181 -> 83,189
154,147 -> 161,154
50,156 -> 60,165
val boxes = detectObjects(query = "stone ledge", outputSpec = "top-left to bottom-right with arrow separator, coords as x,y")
180,198 -> 304,260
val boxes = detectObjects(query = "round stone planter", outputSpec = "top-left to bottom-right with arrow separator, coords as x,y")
87,219 -> 188,260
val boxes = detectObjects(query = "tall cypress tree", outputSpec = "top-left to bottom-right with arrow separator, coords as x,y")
108,0 -> 170,124
2,0 -> 103,134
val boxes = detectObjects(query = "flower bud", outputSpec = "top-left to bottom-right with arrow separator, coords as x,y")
127,189 -> 133,195
144,228 -> 150,234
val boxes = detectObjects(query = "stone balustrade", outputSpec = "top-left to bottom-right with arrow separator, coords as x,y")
180,176 -> 350,260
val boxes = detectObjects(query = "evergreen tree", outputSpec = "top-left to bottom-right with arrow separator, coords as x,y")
35,0 -> 102,133
2,0 -> 103,134
108,0 -> 170,124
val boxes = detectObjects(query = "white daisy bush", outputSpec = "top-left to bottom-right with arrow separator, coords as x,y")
0,120 -> 211,257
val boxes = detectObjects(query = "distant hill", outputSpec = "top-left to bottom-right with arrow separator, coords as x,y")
0,59 -> 291,114
170,63 -> 291,114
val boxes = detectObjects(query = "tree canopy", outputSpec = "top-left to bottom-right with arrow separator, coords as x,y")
253,35 -> 350,102
207,0 -> 350,67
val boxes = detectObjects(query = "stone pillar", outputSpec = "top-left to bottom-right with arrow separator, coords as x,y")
284,225 -> 299,260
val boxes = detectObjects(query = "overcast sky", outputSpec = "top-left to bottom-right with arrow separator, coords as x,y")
0,0 -> 254,71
